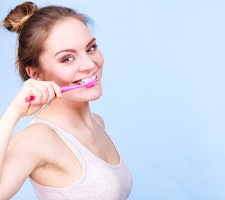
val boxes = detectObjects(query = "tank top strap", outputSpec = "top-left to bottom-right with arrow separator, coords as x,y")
91,114 -> 106,133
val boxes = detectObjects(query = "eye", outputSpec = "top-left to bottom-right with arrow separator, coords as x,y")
61,55 -> 75,63
87,44 -> 98,53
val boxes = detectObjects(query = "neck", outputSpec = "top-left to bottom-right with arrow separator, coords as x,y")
36,98 -> 94,130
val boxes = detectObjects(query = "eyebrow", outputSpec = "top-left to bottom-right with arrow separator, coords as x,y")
54,37 -> 96,57
86,37 -> 96,48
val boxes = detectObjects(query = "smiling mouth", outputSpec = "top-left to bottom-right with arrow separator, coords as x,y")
74,74 -> 97,85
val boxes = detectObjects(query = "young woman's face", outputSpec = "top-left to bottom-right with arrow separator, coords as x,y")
39,17 -> 104,102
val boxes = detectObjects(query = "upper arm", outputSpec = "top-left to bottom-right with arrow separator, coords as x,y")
0,128 -> 43,199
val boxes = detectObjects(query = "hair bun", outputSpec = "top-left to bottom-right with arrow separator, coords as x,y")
3,1 -> 37,33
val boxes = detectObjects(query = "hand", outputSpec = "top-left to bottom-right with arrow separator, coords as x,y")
9,79 -> 62,118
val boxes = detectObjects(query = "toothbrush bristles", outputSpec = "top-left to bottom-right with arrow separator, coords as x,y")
86,80 -> 97,87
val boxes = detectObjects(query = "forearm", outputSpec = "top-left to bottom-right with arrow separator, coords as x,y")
0,106 -> 21,174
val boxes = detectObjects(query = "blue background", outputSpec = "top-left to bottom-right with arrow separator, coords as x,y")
1,0 -> 225,199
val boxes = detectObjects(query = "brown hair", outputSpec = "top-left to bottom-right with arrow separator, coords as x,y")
2,1 -> 93,81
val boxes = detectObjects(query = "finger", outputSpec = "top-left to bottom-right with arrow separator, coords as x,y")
23,81 -> 49,105
47,81 -> 62,98
24,79 -> 62,103
32,81 -> 62,103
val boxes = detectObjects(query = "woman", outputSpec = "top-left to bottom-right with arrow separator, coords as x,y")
0,2 -> 132,199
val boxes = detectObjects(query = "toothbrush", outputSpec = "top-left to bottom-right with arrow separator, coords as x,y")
25,79 -> 98,102
61,79 -> 97,93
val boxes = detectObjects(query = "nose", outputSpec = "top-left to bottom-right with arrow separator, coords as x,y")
78,53 -> 96,72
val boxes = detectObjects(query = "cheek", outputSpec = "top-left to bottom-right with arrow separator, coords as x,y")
55,71 -> 76,86
40,65 -> 73,84
41,67 -> 74,85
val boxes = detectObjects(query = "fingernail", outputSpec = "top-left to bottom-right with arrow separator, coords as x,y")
59,92 -> 62,98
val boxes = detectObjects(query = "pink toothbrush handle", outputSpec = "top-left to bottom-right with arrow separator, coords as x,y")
61,79 -> 97,93
61,84 -> 84,93
25,95 -> 35,102
25,80 -> 97,102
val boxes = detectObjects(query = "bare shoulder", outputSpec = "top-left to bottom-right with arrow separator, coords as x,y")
11,123 -> 56,144
0,123 -> 63,198
9,123 -> 59,159
92,113 -> 105,128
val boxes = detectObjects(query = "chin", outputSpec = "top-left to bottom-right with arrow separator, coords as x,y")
90,88 -> 103,101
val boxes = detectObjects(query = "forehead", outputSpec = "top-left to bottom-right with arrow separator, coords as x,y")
43,18 -> 93,52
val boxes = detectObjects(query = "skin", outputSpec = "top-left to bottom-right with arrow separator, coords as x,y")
0,17 -> 120,199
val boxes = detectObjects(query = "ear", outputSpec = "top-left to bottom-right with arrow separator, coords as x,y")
26,66 -> 41,80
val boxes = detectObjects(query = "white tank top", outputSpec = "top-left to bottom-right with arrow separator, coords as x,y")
28,117 -> 132,200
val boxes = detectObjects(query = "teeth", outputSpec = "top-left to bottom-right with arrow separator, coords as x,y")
75,75 -> 97,85
76,81 -> 85,85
